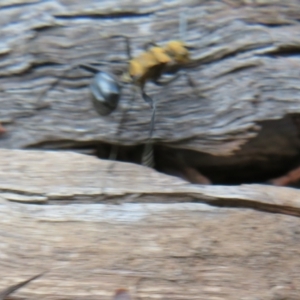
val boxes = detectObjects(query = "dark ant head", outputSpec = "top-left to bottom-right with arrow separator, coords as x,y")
90,71 -> 121,116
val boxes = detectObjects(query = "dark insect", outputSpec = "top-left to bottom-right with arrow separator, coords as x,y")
113,288 -> 132,300
0,272 -> 44,300
96,12 -> 196,167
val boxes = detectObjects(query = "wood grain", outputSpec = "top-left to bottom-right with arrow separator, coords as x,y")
1,0 -> 300,159
1,149 -> 300,216
1,1 -> 300,298
0,149 -> 299,300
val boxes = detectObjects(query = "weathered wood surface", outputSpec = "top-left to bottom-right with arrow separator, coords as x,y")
0,149 -> 300,300
1,0 -> 300,159
2,149 -> 300,216
1,0 -> 300,297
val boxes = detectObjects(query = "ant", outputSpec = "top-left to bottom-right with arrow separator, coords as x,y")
92,12 -> 196,167
91,11 -> 196,138
38,12 -> 197,168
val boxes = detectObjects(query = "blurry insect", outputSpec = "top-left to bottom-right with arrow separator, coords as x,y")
37,12 -> 196,168
104,11 -> 196,167
0,123 -> 5,135
113,288 -> 132,300
0,272 -> 44,300
86,11 -> 195,132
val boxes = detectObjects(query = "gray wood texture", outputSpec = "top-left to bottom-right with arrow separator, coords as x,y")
1,149 -> 300,215
1,1 -> 300,299
1,0 -> 300,158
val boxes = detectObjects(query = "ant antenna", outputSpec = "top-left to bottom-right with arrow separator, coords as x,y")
141,142 -> 154,168
35,62 -> 109,109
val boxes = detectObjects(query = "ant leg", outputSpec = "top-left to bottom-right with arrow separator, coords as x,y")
149,100 -> 156,138
141,90 -> 156,137
141,90 -> 153,107
141,142 -> 154,168
155,70 -> 198,98
142,41 -> 157,50
118,84 -> 137,136
184,71 -> 196,88
36,62 -> 109,110
108,84 -> 137,161
109,144 -> 119,160
153,72 -> 182,86
78,64 -> 102,74
183,71 -> 199,99
140,89 -> 156,167
140,90 -> 156,167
